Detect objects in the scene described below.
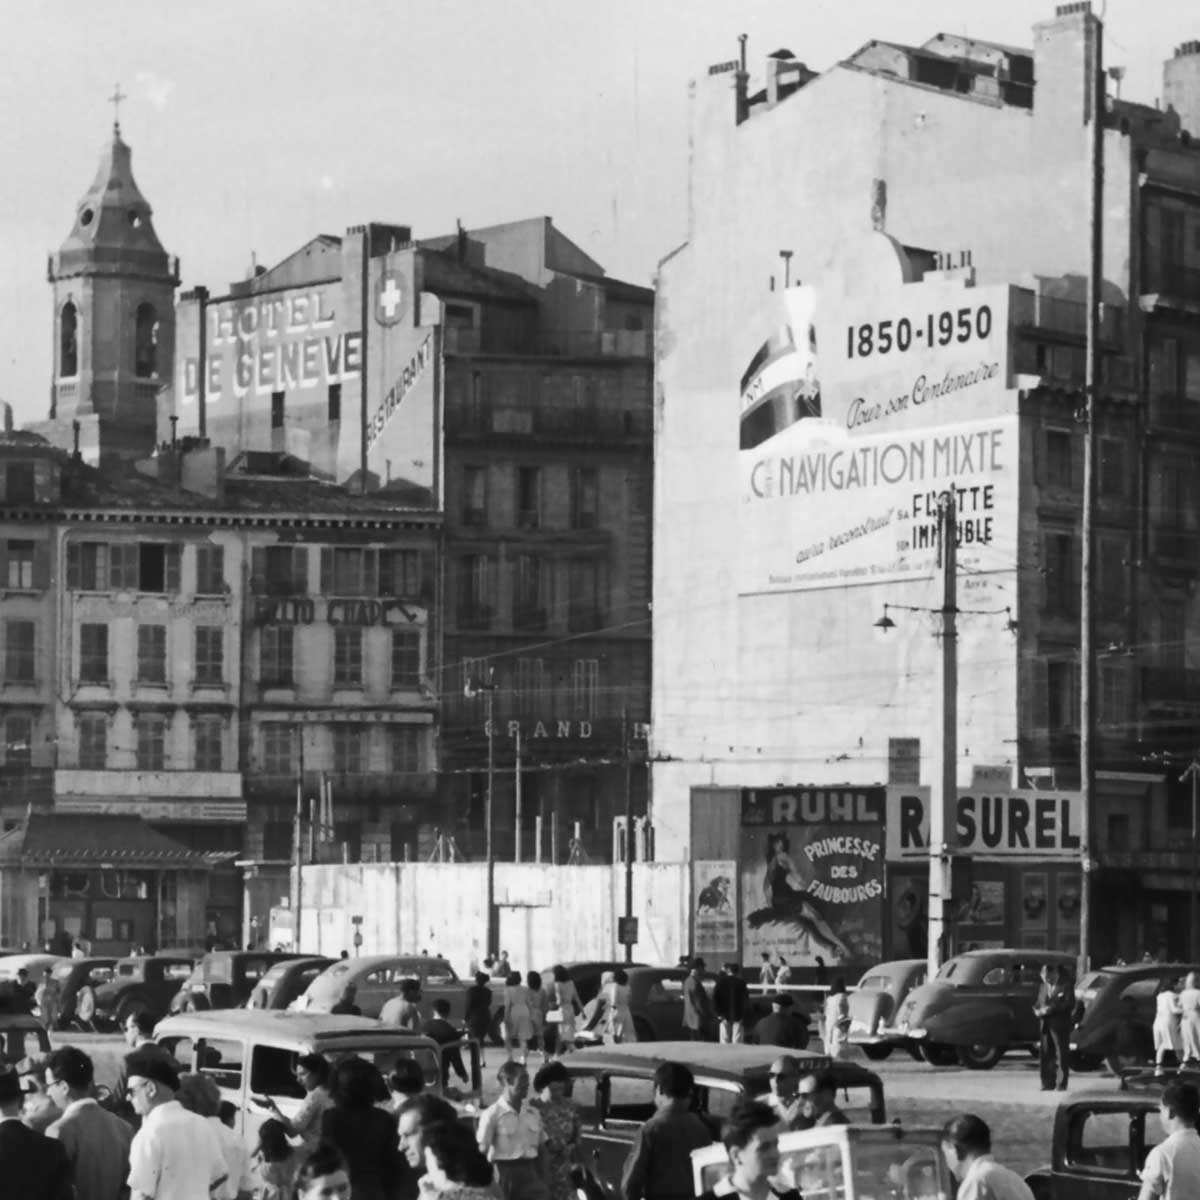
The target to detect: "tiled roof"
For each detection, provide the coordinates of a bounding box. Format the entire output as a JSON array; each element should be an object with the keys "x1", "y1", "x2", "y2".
[{"x1": 0, "y1": 813, "x2": 213, "y2": 867}]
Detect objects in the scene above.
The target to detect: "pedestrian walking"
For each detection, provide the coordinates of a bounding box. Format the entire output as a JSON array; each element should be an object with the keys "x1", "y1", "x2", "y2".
[
  {"x1": 380, "y1": 979, "x2": 423, "y2": 1031},
  {"x1": 294, "y1": 1143, "x2": 352, "y2": 1200},
  {"x1": 422, "y1": 998, "x2": 470, "y2": 1086},
  {"x1": 492, "y1": 951, "x2": 512, "y2": 979},
  {"x1": 502, "y1": 973, "x2": 534, "y2": 1065},
  {"x1": 176, "y1": 1073, "x2": 254, "y2": 1200},
  {"x1": 531, "y1": 1061, "x2": 582, "y2": 1200},
  {"x1": 1155, "y1": 977, "x2": 1184, "y2": 1075},
  {"x1": 751, "y1": 994, "x2": 809, "y2": 1049},
  {"x1": 476, "y1": 1060, "x2": 550, "y2": 1200},
  {"x1": 814, "y1": 956, "x2": 828, "y2": 987},
  {"x1": 763, "y1": 1055, "x2": 804, "y2": 1129},
  {"x1": 527, "y1": 970, "x2": 550, "y2": 1058},
  {"x1": 0, "y1": 1069, "x2": 72, "y2": 1200},
  {"x1": 823, "y1": 977, "x2": 851, "y2": 1059},
  {"x1": 250, "y1": 1118, "x2": 299, "y2": 1200},
  {"x1": 1139, "y1": 1081, "x2": 1200, "y2": 1200},
  {"x1": 604, "y1": 969, "x2": 636, "y2": 1044},
  {"x1": 795, "y1": 1070, "x2": 849, "y2": 1129},
  {"x1": 697, "y1": 1099, "x2": 802, "y2": 1200},
  {"x1": 620, "y1": 1062, "x2": 713, "y2": 1200},
  {"x1": 123, "y1": 1048, "x2": 229, "y2": 1200},
  {"x1": 466, "y1": 972, "x2": 495, "y2": 1062},
  {"x1": 774, "y1": 955, "x2": 793, "y2": 986},
  {"x1": 714, "y1": 963, "x2": 750, "y2": 1044},
  {"x1": 43, "y1": 1046, "x2": 133, "y2": 1200},
  {"x1": 758, "y1": 953, "x2": 775, "y2": 987},
  {"x1": 396, "y1": 1094, "x2": 459, "y2": 1200},
  {"x1": 424, "y1": 1120, "x2": 501, "y2": 1199},
  {"x1": 1034, "y1": 962, "x2": 1074, "y2": 1091},
  {"x1": 683, "y1": 958, "x2": 714, "y2": 1041},
  {"x1": 941, "y1": 1114, "x2": 1035, "y2": 1200},
  {"x1": 15, "y1": 967, "x2": 36, "y2": 1011},
  {"x1": 1179, "y1": 973, "x2": 1200, "y2": 1068},
  {"x1": 35, "y1": 967, "x2": 62, "y2": 1031},
  {"x1": 550, "y1": 966, "x2": 581, "y2": 1055},
  {"x1": 318, "y1": 1058, "x2": 398, "y2": 1200},
  {"x1": 258, "y1": 1052, "x2": 333, "y2": 1151}
]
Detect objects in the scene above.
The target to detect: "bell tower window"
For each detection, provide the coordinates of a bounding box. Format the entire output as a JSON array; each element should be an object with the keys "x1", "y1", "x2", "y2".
[
  {"x1": 134, "y1": 303, "x2": 159, "y2": 378},
  {"x1": 60, "y1": 301, "x2": 78, "y2": 378}
]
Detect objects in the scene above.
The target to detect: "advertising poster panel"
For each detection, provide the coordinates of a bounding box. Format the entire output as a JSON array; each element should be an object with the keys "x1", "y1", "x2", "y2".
[
  {"x1": 741, "y1": 787, "x2": 885, "y2": 971},
  {"x1": 693, "y1": 861, "x2": 739, "y2": 958},
  {"x1": 737, "y1": 277, "x2": 1018, "y2": 596}
]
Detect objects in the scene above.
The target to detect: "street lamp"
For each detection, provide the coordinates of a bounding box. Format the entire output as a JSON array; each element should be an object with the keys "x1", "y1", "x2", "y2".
[{"x1": 466, "y1": 670, "x2": 497, "y2": 957}]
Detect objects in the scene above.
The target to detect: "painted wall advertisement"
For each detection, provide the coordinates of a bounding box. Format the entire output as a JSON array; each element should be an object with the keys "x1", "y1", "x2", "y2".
[
  {"x1": 693, "y1": 861, "x2": 738, "y2": 958},
  {"x1": 741, "y1": 787, "x2": 885, "y2": 971},
  {"x1": 737, "y1": 276, "x2": 1019, "y2": 596}
]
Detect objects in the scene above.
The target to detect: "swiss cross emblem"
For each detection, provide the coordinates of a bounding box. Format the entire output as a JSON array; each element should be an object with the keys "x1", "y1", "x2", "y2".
[{"x1": 375, "y1": 271, "x2": 406, "y2": 326}]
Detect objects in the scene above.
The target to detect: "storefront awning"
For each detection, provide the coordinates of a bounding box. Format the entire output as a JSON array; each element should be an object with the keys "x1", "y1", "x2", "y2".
[{"x1": 0, "y1": 813, "x2": 216, "y2": 869}]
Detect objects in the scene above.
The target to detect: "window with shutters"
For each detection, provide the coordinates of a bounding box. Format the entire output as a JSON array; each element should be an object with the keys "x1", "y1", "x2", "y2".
[
  {"x1": 332, "y1": 725, "x2": 364, "y2": 774},
  {"x1": 1099, "y1": 439, "x2": 1127, "y2": 499},
  {"x1": 4, "y1": 620, "x2": 34, "y2": 684},
  {"x1": 570, "y1": 468, "x2": 599, "y2": 529},
  {"x1": 134, "y1": 715, "x2": 166, "y2": 770},
  {"x1": 78, "y1": 713, "x2": 107, "y2": 769},
  {"x1": 68, "y1": 543, "x2": 108, "y2": 591},
  {"x1": 391, "y1": 631, "x2": 421, "y2": 689},
  {"x1": 462, "y1": 466, "x2": 487, "y2": 527},
  {"x1": 261, "y1": 723, "x2": 294, "y2": 774},
  {"x1": 1042, "y1": 429, "x2": 1073, "y2": 488},
  {"x1": 571, "y1": 659, "x2": 599, "y2": 718},
  {"x1": 1043, "y1": 531, "x2": 1079, "y2": 618},
  {"x1": 514, "y1": 555, "x2": 547, "y2": 630},
  {"x1": 253, "y1": 546, "x2": 308, "y2": 596},
  {"x1": 195, "y1": 545, "x2": 225, "y2": 595},
  {"x1": 568, "y1": 558, "x2": 600, "y2": 632},
  {"x1": 333, "y1": 628, "x2": 363, "y2": 687},
  {"x1": 516, "y1": 466, "x2": 542, "y2": 529},
  {"x1": 1097, "y1": 538, "x2": 1130, "y2": 623},
  {"x1": 192, "y1": 715, "x2": 224, "y2": 772},
  {"x1": 459, "y1": 556, "x2": 494, "y2": 629},
  {"x1": 6, "y1": 463, "x2": 34, "y2": 504},
  {"x1": 4, "y1": 715, "x2": 31, "y2": 767},
  {"x1": 379, "y1": 549, "x2": 426, "y2": 600},
  {"x1": 515, "y1": 658, "x2": 547, "y2": 715},
  {"x1": 79, "y1": 624, "x2": 108, "y2": 684},
  {"x1": 6, "y1": 541, "x2": 34, "y2": 589},
  {"x1": 137, "y1": 625, "x2": 167, "y2": 685},
  {"x1": 390, "y1": 726, "x2": 421, "y2": 773},
  {"x1": 321, "y1": 548, "x2": 377, "y2": 596},
  {"x1": 1047, "y1": 660, "x2": 1080, "y2": 731},
  {"x1": 259, "y1": 627, "x2": 294, "y2": 687},
  {"x1": 194, "y1": 627, "x2": 224, "y2": 686}
]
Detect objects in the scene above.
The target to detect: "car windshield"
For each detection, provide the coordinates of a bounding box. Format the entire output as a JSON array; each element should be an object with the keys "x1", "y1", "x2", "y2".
[
  {"x1": 777, "y1": 1130, "x2": 946, "y2": 1197},
  {"x1": 115, "y1": 961, "x2": 144, "y2": 980}
]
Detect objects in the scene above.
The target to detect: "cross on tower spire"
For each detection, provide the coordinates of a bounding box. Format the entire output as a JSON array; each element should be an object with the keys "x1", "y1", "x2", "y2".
[{"x1": 108, "y1": 83, "x2": 127, "y2": 135}]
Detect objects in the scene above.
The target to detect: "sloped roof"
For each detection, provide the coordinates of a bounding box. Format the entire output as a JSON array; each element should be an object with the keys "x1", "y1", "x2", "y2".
[
  {"x1": 0, "y1": 813, "x2": 212, "y2": 867},
  {"x1": 420, "y1": 249, "x2": 538, "y2": 304}
]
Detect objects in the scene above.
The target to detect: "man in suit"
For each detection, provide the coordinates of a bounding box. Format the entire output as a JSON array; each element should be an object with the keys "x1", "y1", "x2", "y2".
[
  {"x1": 0, "y1": 1068, "x2": 72, "y2": 1200},
  {"x1": 713, "y1": 963, "x2": 752, "y2": 1044},
  {"x1": 45, "y1": 1045, "x2": 134, "y2": 1200},
  {"x1": 682, "y1": 958, "x2": 713, "y2": 1041},
  {"x1": 1035, "y1": 962, "x2": 1075, "y2": 1091}
]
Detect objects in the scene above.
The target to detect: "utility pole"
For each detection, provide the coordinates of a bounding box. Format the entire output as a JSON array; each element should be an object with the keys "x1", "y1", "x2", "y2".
[
  {"x1": 1183, "y1": 758, "x2": 1200, "y2": 961},
  {"x1": 514, "y1": 728, "x2": 522, "y2": 865},
  {"x1": 1078, "y1": 10, "x2": 1105, "y2": 973},
  {"x1": 291, "y1": 728, "x2": 305, "y2": 952},
  {"x1": 929, "y1": 490, "x2": 958, "y2": 979},
  {"x1": 623, "y1": 708, "x2": 634, "y2": 965},
  {"x1": 466, "y1": 671, "x2": 498, "y2": 957}
]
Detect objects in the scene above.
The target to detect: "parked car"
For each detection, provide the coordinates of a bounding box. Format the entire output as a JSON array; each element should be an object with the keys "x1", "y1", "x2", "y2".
[
  {"x1": 170, "y1": 951, "x2": 309, "y2": 1014},
  {"x1": 691, "y1": 1122, "x2": 953, "y2": 1198},
  {"x1": 91, "y1": 954, "x2": 197, "y2": 1028},
  {"x1": 155, "y1": 1009, "x2": 481, "y2": 1149},
  {"x1": 1071, "y1": 962, "x2": 1200, "y2": 1073},
  {"x1": 1022, "y1": 1079, "x2": 1173, "y2": 1200},
  {"x1": 246, "y1": 957, "x2": 335, "y2": 1010},
  {"x1": 881, "y1": 948, "x2": 1077, "y2": 1069},
  {"x1": 47, "y1": 957, "x2": 118, "y2": 1030},
  {"x1": 0, "y1": 1011, "x2": 52, "y2": 1069},
  {"x1": 296, "y1": 954, "x2": 504, "y2": 1037},
  {"x1": 847, "y1": 958, "x2": 927, "y2": 1061},
  {"x1": 0, "y1": 954, "x2": 69, "y2": 984},
  {"x1": 561, "y1": 1042, "x2": 885, "y2": 1196}
]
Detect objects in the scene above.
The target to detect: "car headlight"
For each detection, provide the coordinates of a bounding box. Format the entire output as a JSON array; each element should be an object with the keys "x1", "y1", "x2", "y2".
[{"x1": 907, "y1": 1027, "x2": 928, "y2": 1039}]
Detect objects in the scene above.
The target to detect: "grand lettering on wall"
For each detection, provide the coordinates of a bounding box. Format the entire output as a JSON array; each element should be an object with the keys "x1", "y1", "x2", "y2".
[{"x1": 741, "y1": 787, "x2": 885, "y2": 970}]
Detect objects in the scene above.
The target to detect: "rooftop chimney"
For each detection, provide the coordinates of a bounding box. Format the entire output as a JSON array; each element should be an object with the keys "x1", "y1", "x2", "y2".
[
  {"x1": 735, "y1": 34, "x2": 750, "y2": 126},
  {"x1": 1164, "y1": 40, "x2": 1200, "y2": 139}
]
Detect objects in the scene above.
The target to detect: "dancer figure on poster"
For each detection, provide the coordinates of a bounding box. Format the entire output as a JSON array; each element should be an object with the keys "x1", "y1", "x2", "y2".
[{"x1": 747, "y1": 833, "x2": 850, "y2": 961}]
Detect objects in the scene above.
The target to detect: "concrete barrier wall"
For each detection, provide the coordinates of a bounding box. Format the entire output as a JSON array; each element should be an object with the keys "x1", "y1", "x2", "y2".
[{"x1": 296, "y1": 861, "x2": 689, "y2": 973}]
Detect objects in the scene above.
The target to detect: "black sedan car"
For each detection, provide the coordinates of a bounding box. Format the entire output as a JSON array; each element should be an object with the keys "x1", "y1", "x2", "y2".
[
  {"x1": 246, "y1": 956, "x2": 335, "y2": 1010},
  {"x1": 48, "y1": 957, "x2": 118, "y2": 1030}
]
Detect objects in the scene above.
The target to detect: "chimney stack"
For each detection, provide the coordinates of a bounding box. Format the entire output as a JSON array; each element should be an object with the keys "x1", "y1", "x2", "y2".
[
  {"x1": 735, "y1": 34, "x2": 750, "y2": 126},
  {"x1": 1164, "y1": 40, "x2": 1200, "y2": 139}
]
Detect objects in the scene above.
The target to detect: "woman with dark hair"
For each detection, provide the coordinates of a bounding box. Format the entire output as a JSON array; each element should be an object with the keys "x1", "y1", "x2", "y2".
[
  {"x1": 698, "y1": 1099, "x2": 801, "y2": 1200},
  {"x1": 423, "y1": 1121, "x2": 500, "y2": 1198},
  {"x1": 251, "y1": 1117, "x2": 298, "y2": 1200},
  {"x1": 261, "y1": 1052, "x2": 333, "y2": 1150},
  {"x1": 503, "y1": 971, "x2": 534, "y2": 1065},
  {"x1": 295, "y1": 1142, "x2": 352, "y2": 1200},
  {"x1": 531, "y1": 1061, "x2": 581, "y2": 1200},
  {"x1": 550, "y1": 965, "x2": 581, "y2": 1056},
  {"x1": 748, "y1": 832, "x2": 850, "y2": 961},
  {"x1": 603, "y1": 969, "x2": 636, "y2": 1044},
  {"x1": 466, "y1": 971, "x2": 495, "y2": 1062},
  {"x1": 318, "y1": 1058, "x2": 399, "y2": 1200}
]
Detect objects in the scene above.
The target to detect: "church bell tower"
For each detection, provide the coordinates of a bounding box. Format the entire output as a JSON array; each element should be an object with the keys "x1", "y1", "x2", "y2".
[{"x1": 46, "y1": 95, "x2": 179, "y2": 466}]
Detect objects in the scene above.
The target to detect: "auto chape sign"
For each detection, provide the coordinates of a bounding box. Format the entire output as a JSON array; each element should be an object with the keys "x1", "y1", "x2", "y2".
[{"x1": 737, "y1": 275, "x2": 1018, "y2": 596}]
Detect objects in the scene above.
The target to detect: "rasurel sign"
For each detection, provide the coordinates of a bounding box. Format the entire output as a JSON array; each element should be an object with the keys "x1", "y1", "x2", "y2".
[{"x1": 887, "y1": 788, "x2": 1082, "y2": 860}]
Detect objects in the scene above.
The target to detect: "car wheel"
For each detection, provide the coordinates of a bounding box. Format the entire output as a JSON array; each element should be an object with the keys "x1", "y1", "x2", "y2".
[
  {"x1": 919, "y1": 1043, "x2": 958, "y2": 1066},
  {"x1": 862, "y1": 1044, "x2": 893, "y2": 1061},
  {"x1": 957, "y1": 1042, "x2": 1005, "y2": 1070},
  {"x1": 632, "y1": 1017, "x2": 655, "y2": 1043}
]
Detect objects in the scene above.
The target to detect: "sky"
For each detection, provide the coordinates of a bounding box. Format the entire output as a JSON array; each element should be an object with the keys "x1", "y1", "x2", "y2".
[{"x1": 1, "y1": 0, "x2": 1194, "y2": 426}]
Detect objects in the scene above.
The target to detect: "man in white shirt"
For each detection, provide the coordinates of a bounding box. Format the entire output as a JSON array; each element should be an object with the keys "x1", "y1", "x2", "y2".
[
  {"x1": 124, "y1": 1049, "x2": 228, "y2": 1200},
  {"x1": 1139, "y1": 1082, "x2": 1200, "y2": 1200},
  {"x1": 476, "y1": 1060, "x2": 549, "y2": 1199},
  {"x1": 941, "y1": 1114, "x2": 1034, "y2": 1200}
]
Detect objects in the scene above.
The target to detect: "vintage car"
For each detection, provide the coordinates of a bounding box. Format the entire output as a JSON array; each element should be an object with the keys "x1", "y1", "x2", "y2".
[
  {"x1": 561, "y1": 1042, "x2": 885, "y2": 1195},
  {"x1": 1071, "y1": 962, "x2": 1200, "y2": 1073},
  {"x1": 881, "y1": 948, "x2": 1077, "y2": 1069},
  {"x1": 1021, "y1": 1079, "x2": 1175, "y2": 1200},
  {"x1": 169, "y1": 951, "x2": 309, "y2": 1013},
  {"x1": 541, "y1": 961, "x2": 649, "y2": 1008},
  {"x1": 692, "y1": 1122, "x2": 954, "y2": 1200},
  {"x1": 847, "y1": 959, "x2": 927, "y2": 1061},
  {"x1": 155, "y1": 1009, "x2": 481, "y2": 1148},
  {"x1": 246, "y1": 956, "x2": 335, "y2": 1010},
  {"x1": 0, "y1": 1011, "x2": 52, "y2": 1069},
  {"x1": 296, "y1": 954, "x2": 504, "y2": 1037},
  {"x1": 47, "y1": 956, "x2": 118, "y2": 1029},
  {"x1": 91, "y1": 954, "x2": 196, "y2": 1027}
]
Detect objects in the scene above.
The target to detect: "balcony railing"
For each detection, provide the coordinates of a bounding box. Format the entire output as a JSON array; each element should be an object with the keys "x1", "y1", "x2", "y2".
[
  {"x1": 447, "y1": 400, "x2": 651, "y2": 442},
  {"x1": 444, "y1": 326, "x2": 651, "y2": 359}
]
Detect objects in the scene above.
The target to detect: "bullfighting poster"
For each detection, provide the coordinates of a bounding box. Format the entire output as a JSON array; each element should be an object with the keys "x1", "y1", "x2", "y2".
[
  {"x1": 741, "y1": 787, "x2": 885, "y2": 973},
  {"x1": 693, "y1": 861, "x2": 738, "y2": 958}
]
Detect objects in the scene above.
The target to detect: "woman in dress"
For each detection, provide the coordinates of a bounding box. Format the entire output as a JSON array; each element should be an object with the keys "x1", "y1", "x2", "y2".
[
  {"x1": 604, "y1": 969, "x2": 636, "y2": 1044},
  {"x1": 318, "y1": 1058, "x2": 399, "y2": 1200},
  {"x1": 580, "y1": 972, "x2": 612, "y2": 1041},
  {"x1": 527, "y1": 970, "x2": 550, "y2": 1060},
  {"x1": 823, "y1": 976, "x2": 851, "y2": 1060},
  {"x1": 531, "y1": 1061, "x2": 582, "y2": 1200},
  {"x1": 1153, "y1": 976, "x2": 1184, "y2": 1074},
  {"x1": 423, "y1": 1120, "x2": 500, "y2": 1198},
  {"x1": 260, "y1": 1053, "x2": 333, "y2": 1152},
  {"x1": 503, "y1": 971, "x2": 534, "y2": 1065},
  {"x1": 551, "y1": 965, "x2": 581, "y2": 1055},
  {"x1": 1179, "y1": 972, "x2": 1200, "y2": 1068}
]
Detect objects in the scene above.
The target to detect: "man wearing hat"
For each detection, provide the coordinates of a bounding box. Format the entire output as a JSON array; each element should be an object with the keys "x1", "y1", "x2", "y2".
[
  {"x1": 751, "y1": 993, "x2": 810, "y2": 1049},
  {"x1": 0, "y1": 1068, "x2": 72, "y2": 1198},
  {"x1": 123, "y1": 1048, "x2": 228, "y2": 1200}
]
